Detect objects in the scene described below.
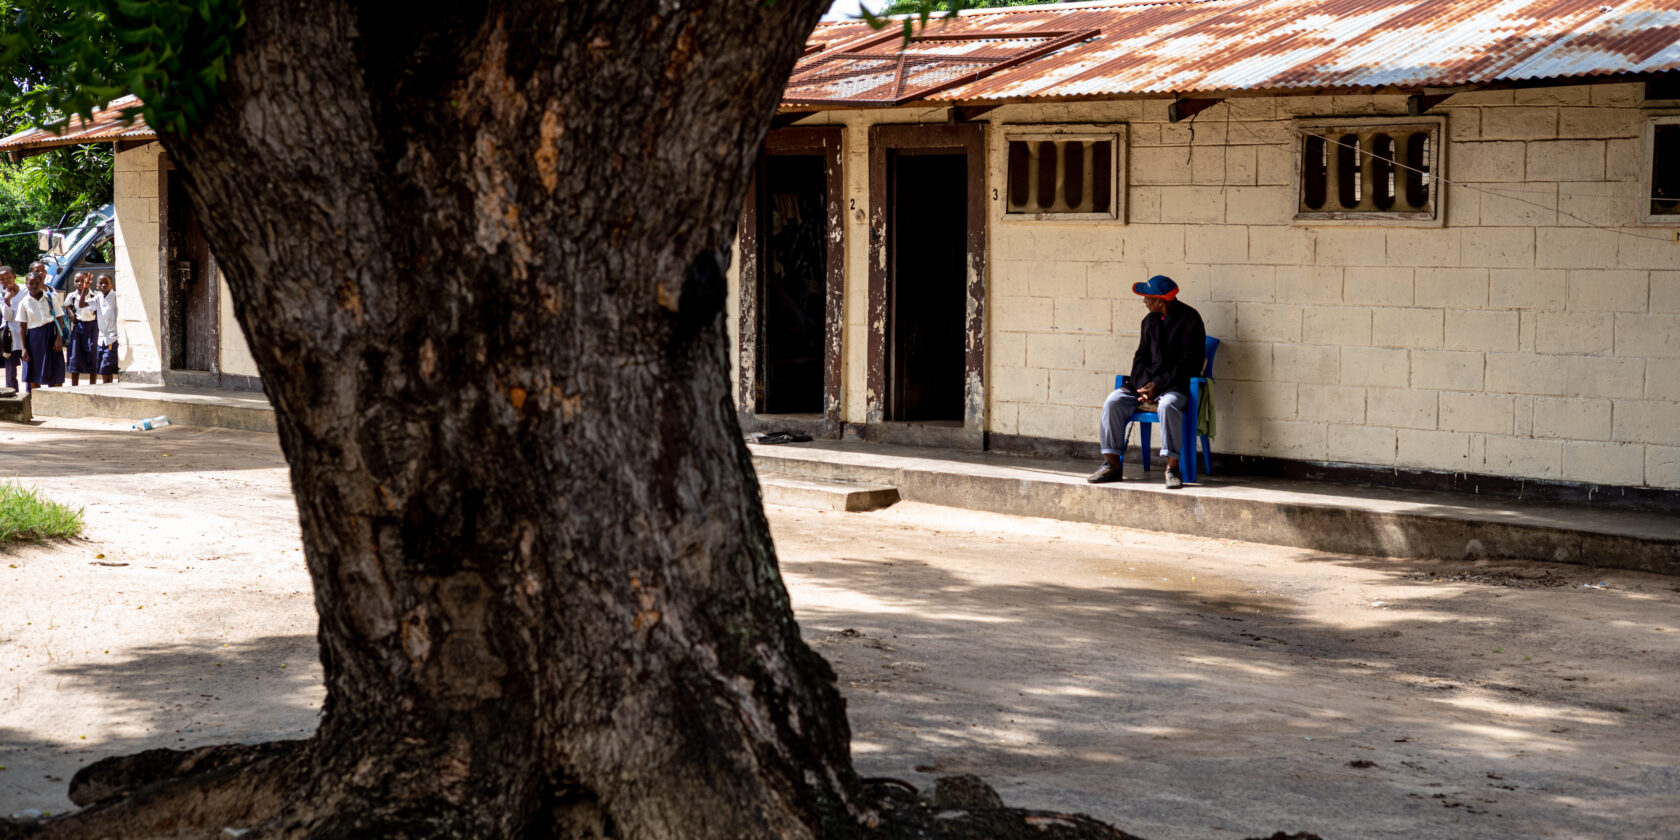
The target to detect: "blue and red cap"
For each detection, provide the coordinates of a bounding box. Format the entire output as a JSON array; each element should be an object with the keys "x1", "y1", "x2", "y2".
[{"x1": 1131, "y1": 274, "x2": 1179, "y2": 300}]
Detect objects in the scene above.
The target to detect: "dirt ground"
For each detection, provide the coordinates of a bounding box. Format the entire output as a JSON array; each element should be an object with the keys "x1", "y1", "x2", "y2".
[{"x1": 2, "y1": 419, "x2": 1678, "y2": 839}]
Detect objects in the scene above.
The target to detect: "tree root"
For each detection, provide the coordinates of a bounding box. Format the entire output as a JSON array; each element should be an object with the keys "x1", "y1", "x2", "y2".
[
  {"x1": 1, "y1": 748, "x2": 1318, "y2": 840},
  {"x1": 863, "y1": 777, "x2": 1150, "y2": 840},
  {"x1": 69, "y1": 740, "x2": 305, "y2": 807},
  {"x1": 3, "y1": 740, "x2": 309, "y2": 840}
]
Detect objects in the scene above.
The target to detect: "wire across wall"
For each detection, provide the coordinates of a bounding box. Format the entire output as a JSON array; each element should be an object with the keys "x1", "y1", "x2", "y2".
[{"x1": 1197, "y1": 104, "x2": 1674, "y2": 243}]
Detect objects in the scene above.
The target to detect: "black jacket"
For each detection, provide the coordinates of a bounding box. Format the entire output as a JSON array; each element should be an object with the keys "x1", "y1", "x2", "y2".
[{"x1": 1130, "y1": 300, "x2": 1206, "y2": 395}]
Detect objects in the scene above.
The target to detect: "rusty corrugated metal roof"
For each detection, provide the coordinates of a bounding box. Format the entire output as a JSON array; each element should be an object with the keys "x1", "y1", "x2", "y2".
[
  {"x1": 791, "y1": 0, "x2": 1680, "y2": 106},
  {"x1": 0, "y1": 95, "x2": 156, "y2": 153}
]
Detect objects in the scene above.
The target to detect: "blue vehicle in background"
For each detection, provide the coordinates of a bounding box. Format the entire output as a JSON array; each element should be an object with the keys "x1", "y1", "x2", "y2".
[{"x1": 37, "y1": 203, "x2": 116, "y2": 294}]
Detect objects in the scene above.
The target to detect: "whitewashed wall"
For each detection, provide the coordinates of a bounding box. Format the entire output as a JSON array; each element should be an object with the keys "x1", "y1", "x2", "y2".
[
  {"x1": 730, "y1": 82, "x2": 1680, "y2": 489},
  {"x1": 112, "y1": 142, "x2": 162, "y2": 377},
  {"x1": 113, "y1": 143, "x2": 259, "y2": 381}
]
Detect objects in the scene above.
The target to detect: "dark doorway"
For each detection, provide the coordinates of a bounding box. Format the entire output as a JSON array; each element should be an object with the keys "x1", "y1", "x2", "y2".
[
  {"x1": 887, "y1": 152, "x2": 967, "y2": 422},
  {"x1": 866, "y1": 123, "x2": 986, "y2": 449},
  {"x1": 759, "y1": 154, "x2": 827, "y2": 415},
  {"x1": 164, "y1": 168, "x2": 217, "y2": 372},
  {"x1": 736, "y1": 127, "x2": 844, "y2": 439}
]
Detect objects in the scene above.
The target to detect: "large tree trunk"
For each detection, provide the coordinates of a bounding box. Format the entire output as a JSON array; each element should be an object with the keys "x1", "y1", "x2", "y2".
[{"x1": 3, "y1": 2, "x2": 1139, "y2": 838}]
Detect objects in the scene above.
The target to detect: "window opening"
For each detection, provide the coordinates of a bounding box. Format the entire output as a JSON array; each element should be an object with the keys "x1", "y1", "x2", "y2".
[
  {"x1": 1651, "y1": 123, "x2": 1679, "y2": 217},
  {"x1": 1302, "y1": 134, "x2": 1328, "y2": 209},
  {"x1": 1297, "y1": 120, "x2": 1440, "y2": 221},
  {"x1": 1004, "y1": 135, "x2": 1117, "y2": 217}
]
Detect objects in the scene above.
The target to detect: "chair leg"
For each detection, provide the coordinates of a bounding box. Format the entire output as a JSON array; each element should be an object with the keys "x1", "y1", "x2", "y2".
[
  {"x1": 1180, "y1": 414, "x2": 1196, "y2": 484},
  {"x1": 1200, "y1": 434, "x2": 1212, "y2": 475},
  {"x1": 1139, "y1": 423, "x2": 1152, "y2": 472}
]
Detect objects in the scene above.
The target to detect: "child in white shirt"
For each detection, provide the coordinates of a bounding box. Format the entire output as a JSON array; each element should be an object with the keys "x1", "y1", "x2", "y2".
[
  {"x1": 95, "y1": 274, "x2": 119, "y2": 383},
  {"x1": 16, "y1": 271, "x2": 66, "y2": 392},
  {"x1": 0, "y1": 267, "x2": 21, "y2": 391},
  {"x1": 66, "y1": 272, "x2": 101, "y2": 386}
]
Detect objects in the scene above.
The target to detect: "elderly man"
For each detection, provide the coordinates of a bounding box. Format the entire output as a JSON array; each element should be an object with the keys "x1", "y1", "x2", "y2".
[{"x1": 1088, "y1": 274, "x2": 1205, "y2": 489}]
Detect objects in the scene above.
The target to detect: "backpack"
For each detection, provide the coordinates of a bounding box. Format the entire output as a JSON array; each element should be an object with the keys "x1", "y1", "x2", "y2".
[{"x1": 49, "y1": 294, "x2": 71, "y2": 338}]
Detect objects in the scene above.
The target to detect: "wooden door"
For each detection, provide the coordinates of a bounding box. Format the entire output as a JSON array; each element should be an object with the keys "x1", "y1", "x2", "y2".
[{"x1": 166, "y1": 169, "x2": 218, "y2": 372}]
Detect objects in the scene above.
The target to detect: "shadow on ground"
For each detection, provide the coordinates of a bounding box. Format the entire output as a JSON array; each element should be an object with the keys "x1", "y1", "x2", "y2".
[
  {"x1": 1, "y1": 425, "x2": 284, "y2": 480},
  {"x1": 0, "y1": 634, "x2": 320, "y2": 814},
  {"x1": 780, "y1": 530, "x2": 1680, "y2": 840}
]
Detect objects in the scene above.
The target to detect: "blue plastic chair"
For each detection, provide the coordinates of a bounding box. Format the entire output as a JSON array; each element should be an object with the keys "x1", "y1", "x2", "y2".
[{"x1": 1113, "y1": 336, "x2": 1219, "y2": 483}]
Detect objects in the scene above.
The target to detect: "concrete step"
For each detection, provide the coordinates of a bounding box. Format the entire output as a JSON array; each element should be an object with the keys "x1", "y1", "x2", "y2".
[
  {"x1": 0, "y1": 390, "x2": 28, "y2": 423},
  {"x1": 759, "y1": 474, "x2": 900, "y2": 512},
  {"x1": 749, "y1": 440, "x2": 1680, "y2": 575},
  {"x1": 29, "y1": 383, "x2": 275, "y2": 433}
]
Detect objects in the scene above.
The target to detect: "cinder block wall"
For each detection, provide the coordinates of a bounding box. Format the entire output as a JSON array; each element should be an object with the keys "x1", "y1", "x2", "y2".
[
  {"x1": 113, "y1": 142, "x2": 163, "y2": 378},
  {"x1": 113, "y1": 143, "x2": 261, "y2": 382},
  {"x1": 739, "y1": 83, "x2": 1680, "y2": 489},
  {"x1": 218, "y1": 268, "x2": 260, "y2": 378}
]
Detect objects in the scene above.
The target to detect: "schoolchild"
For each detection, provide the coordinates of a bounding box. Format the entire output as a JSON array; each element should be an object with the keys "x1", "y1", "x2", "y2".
[
  {"x1": 66, "y1": 272, "x2": 101, "y2": 385},
  {"x1": 0, "y1": 266, "x2": 21, "y2": 391},
  {"x1": 95, "y1": 274, "x2": 119, "y2": 383},
  {"x1": 16, "y1": 270, "x2": 67, "y2": 392}
]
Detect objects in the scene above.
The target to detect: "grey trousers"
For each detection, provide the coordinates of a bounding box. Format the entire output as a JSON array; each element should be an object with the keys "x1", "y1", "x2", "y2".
[{"x1": 1100, "y1": 389, "x2": 1188, "y2": 458}]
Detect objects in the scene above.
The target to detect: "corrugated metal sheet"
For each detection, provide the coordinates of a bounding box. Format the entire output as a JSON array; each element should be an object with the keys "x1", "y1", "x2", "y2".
[
  {"x1": 792, "y1": 0, "x2": 1680, "y2": 106},
  {"x1": 786, "y1": 28, "x2": 1101, "y2": 105},
  {"x1": 0, "y1": 95, "x2": 155, "y2": 153}
]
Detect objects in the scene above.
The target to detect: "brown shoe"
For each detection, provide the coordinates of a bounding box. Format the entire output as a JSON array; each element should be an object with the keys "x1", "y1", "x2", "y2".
[{"x1": 1086, "y1": 462, "x2": 1123, "y2": 483}]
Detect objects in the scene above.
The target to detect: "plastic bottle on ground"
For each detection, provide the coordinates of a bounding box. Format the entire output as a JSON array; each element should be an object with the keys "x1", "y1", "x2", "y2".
[{"x1": 132, "y1": 415, "x2": 171, "y2": 431}]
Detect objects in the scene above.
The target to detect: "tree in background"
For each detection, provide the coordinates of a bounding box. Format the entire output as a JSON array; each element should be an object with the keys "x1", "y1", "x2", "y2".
[
  {"x1": 0, "y1": 0, "x2": 116, "y2": 270},
  {"x1": 0, "y1": 143, "x2": 113, "y2": 269},
  {"x1": 0, "y1": 1, "x2": 1145, "y2": 837}
]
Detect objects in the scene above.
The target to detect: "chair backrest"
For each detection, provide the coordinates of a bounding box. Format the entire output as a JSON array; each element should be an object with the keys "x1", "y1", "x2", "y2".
[{"x1": 1113, "y1": 335, "x2": 1221, "y2": 389}]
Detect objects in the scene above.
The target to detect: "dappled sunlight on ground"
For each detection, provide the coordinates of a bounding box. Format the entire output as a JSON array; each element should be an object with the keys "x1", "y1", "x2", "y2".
[
  {"x1": 773, "y1": 502, "x2": 1680, "y2": 840},
  {"x1": 2, "y1": 419, "x2": 1674, "y2": 839}
]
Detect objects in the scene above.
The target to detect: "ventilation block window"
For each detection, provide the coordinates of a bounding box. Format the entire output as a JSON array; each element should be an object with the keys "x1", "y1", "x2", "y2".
[
  {"x1": 1643, "y1": 115, "x2": 1680, "y2": 223},
  {"x1": 1295, "y1": 119, "x2": 1442, "y2": 224},
  {"x1": 1002, "y1": 126, "x2": 1125, "y2": 222}
]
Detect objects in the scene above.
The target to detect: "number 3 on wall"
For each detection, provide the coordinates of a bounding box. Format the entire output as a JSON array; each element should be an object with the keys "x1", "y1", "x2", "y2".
[{"x1": 992, "y1": 188, "x2": 999, "y2": 200}]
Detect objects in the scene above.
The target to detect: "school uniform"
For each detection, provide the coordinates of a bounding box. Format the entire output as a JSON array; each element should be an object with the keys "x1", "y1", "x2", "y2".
[
  {"x1": 66, "y1": 290, "x2": 100, "y2": 375},
  {"x1": 15, "y1": 291, "x2": 66, "y2": 388},
  {"x1": 1, "y1": 288, "x2": 23, "y2": 390},
  {"x1": 96, "y1": 290, "x2": 119, "y2": 376}
]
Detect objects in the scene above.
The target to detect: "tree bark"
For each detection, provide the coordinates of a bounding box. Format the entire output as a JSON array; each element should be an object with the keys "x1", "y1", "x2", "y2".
[{"x1": 3, "y1": 2, "x2": 1141, "y2": 838}]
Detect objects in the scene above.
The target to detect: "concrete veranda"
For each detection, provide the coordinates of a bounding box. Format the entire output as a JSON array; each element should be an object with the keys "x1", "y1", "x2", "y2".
[
  {"x1": 1, "y1": 417, "x2": 1678, "y2": 839},
  {"x1": 22, "y1": 383, "x2": 1680, "y2": 574},
  {"x1": 751, "y1": 439, "x2": 1680, "y2": 575}
]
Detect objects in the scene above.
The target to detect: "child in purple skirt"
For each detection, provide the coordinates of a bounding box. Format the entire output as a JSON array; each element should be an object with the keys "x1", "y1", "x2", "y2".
[{"x1": 65, "y1": 272, "x2": 100, "y2": 386}]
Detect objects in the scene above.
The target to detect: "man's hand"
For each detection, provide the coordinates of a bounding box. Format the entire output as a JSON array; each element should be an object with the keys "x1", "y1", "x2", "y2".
[{"x1": 1136, "y1": 382, "x2": 1158, "y2": 401}]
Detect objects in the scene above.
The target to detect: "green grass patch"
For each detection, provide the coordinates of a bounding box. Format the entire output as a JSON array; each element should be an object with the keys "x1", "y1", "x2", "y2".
[{"x1": 0, "y1": 482, "x2": 84, "y2": 543}]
